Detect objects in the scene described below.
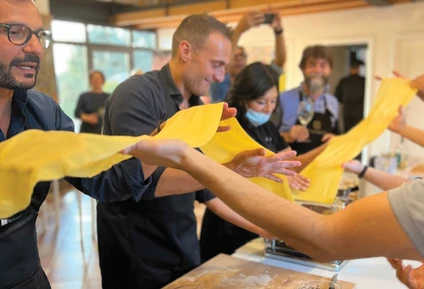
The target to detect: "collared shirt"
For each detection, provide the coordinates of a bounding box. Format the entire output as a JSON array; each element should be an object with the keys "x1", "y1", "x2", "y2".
[
  {"x1": 278, "y1": 84, "x2": 339, "y2": 132},
  {"x1": 98, "y1": 64, "x2": 216, "y2": 289}
]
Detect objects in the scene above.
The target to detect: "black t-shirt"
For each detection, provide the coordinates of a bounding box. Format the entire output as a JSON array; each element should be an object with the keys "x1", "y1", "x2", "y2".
[
  {"x1": 237, "y1": 113, "x2": 289, "y2": 153},
  {"x1": 74, "y1": 92, "x2": 110, "y2": 134}
]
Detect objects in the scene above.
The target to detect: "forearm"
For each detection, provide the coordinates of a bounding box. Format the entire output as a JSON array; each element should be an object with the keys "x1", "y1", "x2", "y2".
[
  {"x1": 181, "y1": 149, "x2": 328, "y2": 258},
  {"x1": 180, "y1": 148, "x2": 422, "y2": 261},
  {"x1": 394, "y1": 125, "x2": 424, "y2": 147},
  {"x1": 274, "y1": 32, "x2": 286, "y2": 68},
  {"x1": 363, "y1": 166, "x2": 410, "y2": 191},
  {"x1": 205, "y1": 198, "x2": 267, "y2": 236}
]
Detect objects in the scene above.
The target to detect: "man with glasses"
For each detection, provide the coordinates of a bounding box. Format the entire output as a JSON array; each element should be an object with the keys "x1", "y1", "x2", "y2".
[{"x1": 0, "y1": 1, "x2": 298, "y2": 288}]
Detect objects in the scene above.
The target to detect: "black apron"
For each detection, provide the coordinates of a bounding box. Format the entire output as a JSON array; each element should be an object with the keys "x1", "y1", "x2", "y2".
[
  {"x1": 0, "y1": 208, "x2": 50, "y2": 289},
  {"x1": 291, "y1": 92, "x2": 334, "y2": 155},
  {"x1": 97, "y1": 193, "x2": 199, "y2": 289}
]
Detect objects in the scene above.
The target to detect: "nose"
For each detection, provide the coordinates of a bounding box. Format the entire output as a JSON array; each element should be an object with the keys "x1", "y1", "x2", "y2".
[
  {"x1": 263, "y1": 102, "x2": 273, "y2": 114},
  {"x1": 22, "y1": 34, "x2": 44, "y2": 59},
  {"x1": 213, "y1": 67, "x2": 225, "y2": 83}
]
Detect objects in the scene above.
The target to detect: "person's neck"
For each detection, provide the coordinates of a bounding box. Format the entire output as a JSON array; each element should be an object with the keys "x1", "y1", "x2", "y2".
[
  {"x1": 169, "y1": 58, "x2": 191, "y2": 103},
  {"x1": 0, "y1": 88, "x2": 13, "y2": 113},
  {"x1": 91, "y1": 88, "x2": 103, "y2": 93}
]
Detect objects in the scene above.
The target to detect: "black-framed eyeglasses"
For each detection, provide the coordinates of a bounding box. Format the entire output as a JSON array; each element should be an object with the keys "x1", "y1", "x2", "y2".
[{"x1": 0, "y1": 23, "x2": 51, "y2": 49}]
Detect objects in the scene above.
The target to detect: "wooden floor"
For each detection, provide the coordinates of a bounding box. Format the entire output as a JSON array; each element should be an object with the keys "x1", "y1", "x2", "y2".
[{"x1": 36, "y1": 189, "x2": 206, "y2": 289}]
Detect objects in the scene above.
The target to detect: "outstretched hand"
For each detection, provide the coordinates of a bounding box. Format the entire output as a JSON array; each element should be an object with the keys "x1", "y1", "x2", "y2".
[
  {"x1": 388, "y1": 258, "x2": 424, "y2": 289},
  {"x1": 226, "y1": 149, "x2": 301, "y2": 183}
]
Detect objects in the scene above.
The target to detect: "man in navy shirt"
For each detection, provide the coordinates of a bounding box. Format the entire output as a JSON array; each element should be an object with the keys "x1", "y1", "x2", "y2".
[{"x1": 0, "y1": 2, "x2": 298, "y2": 288}]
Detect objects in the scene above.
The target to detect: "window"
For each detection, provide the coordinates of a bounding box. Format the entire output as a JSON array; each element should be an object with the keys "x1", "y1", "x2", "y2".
[
  {"x1": 133, "y1": 50, "x2": 154, "y2": 74},
  {"x1": 51, "y1": 20, "x2": 86, "y2": 43},
  {"x1": 92, "y1": 50, "x2": 131, "y2": 92},
  {"x1": 53, "y1": 43, "x2": 89, "y2": 118},
  {"x1": 132, "y1": 31, "x2": 156, "y2": 49},
  {"x1": 87, "y1": 24, "x2": 131, "y2": 47},
  {"x1": 51, "y1": 21, "x2": 157, "y2": 125}
]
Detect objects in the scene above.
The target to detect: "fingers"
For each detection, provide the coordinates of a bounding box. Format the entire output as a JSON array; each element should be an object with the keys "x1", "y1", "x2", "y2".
[
  {"x1": 392, "y1": 70, "x2": 406, "y2": 79},
  {"x1": 374, "y1": 74, "x2": 382, "y2": 81},
  {"x1": 263, "y1": 173, "x2": 283, "y2": 183},
  {"x1": 273, "y1": 149, "x2": 297, "y2": 160},
  {"x1": 288, "y1": 175, "x2": 310, "y2": 191},
  {"x1": 321, "y1": 133, "x2": 333, "y2": 142},
  {"x1": 387, "y1": 258, "x2": 398, "y2": 269},
  {"x1": 217, "y1": 126, "x2": 231, "y2": 132},
  {"x1": 221, "y1": 104, "x2": 237, "y2": 120}
]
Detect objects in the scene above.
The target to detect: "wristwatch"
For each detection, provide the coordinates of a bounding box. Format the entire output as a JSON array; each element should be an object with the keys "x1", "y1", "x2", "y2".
[{"x1": 274, "y1": 28, "x2": 284, "y2": 35}]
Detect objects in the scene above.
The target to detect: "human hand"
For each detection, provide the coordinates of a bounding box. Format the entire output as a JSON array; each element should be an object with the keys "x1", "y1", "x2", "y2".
[
  {"x1": 290, "y1": 125, "x2": 310, "y2": 142},
  {"x1": 235, "y1": 11, "x2": 264, "y2": 34},
  {"x1": 389, "y1": 106, "x2": 406, "y2": 133},
  {"x1": 83, "y1": 113, "x2": 99, "y2": 125},
  {"x1": 226, "y1": 149, "x2": 301, "y2": 183},
  {"x1": 269, "y1": 10, "x2": 282, "y2": 30},
  {"x1": 150, "y1": 103, "x2": 236, "y2": 136},
  {"x1": 121, "y1": 138, "x2": 190, "y2": 170},
  {"x1": 342, "y1": 160, "x2": 364, "y2": 175},
  {"x1": 217, "y1": 102, "x2": 237, "y2": 132},
  {"x1": 287, "y1": 174, "x2": 310, "y2": 191},
  {"x1": 388, "y1": 258, "x2": 424, "y2": 289},
  {"x1": 321, "y1": 133, "x2": 334, "y2": 142}
]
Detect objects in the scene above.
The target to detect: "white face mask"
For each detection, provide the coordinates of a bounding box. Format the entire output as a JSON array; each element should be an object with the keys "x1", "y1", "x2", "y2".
[{"x1": 245, "y1": 109, "x2": 272, "y2": 127}]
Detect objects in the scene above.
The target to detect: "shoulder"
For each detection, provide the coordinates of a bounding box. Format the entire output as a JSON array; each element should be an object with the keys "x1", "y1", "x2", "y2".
[
  {"x1": 27, "y1": 90, "x2": 58, "y2": 109},
  {"x1": 280, "y1": 87, "x2": 299, "y2": 98},
  {"x1": 113, "y1": 71, "x2": 160, "y2": 100}
]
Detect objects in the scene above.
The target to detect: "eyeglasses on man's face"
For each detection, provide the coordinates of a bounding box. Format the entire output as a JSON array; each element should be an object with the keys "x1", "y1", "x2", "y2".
[{"x1": 0, "y1": 23, "x2": 51, "y2": 49}]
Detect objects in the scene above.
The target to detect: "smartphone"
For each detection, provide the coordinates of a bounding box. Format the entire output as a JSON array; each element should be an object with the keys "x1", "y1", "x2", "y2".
[{"x1": 263, "y1": 13, "x2": 275, "y2": 24}]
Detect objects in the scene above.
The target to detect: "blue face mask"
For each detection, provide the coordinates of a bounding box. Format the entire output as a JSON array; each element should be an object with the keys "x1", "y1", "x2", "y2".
[{"x1": 245, "y1": 109, "x2": 271, "y2": 127}]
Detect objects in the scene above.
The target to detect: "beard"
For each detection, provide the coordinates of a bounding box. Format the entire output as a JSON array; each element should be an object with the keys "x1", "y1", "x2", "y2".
[
  {"x1": 0, "y1": 55, "x2": 40, "y2": 90},
  {"x1": 305, "y1": 73, "x2": 327, "y2": 96}
]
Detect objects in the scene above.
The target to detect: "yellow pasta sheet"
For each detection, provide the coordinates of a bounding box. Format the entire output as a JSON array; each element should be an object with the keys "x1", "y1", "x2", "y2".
[
  {"x1": 0, "y1": 103, "x2": 291, "y2": 219},
  {"x1": 294, "y1": 78, "x2": 418, "y2": 204}
]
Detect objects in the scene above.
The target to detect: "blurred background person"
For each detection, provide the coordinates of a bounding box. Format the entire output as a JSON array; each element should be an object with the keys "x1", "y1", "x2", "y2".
[
  {"x1": 74, "y1": 70, "x2": 110, "y2": 134},
  {"x1": 209, "y1": 10, "x2": 286, "y2": 103},
  {"x1": 279, "y1": 45, "x2": 338, "y2": 155},
  {"x1": 335, "y1": 58, "x2": 365, "y2": 133}
]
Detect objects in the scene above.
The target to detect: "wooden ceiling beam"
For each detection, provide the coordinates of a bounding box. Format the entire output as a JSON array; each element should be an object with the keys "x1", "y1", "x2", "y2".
[{"x1": 111, "y1": 0, "x2": 369, "y2": 28}]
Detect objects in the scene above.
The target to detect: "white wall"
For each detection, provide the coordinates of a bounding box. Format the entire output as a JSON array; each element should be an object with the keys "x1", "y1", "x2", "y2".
[
  {"x1": 35, "y1": 0, "x2": 50, "y2": 15},
  {"x1": 158, "y1": 2, "x2": 424, "y2": 165}
]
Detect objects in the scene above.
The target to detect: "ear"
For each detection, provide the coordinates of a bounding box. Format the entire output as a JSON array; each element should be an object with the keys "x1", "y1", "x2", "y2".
[{"x1": 179, "y1": 40, "x2": 193, "y2": 63}]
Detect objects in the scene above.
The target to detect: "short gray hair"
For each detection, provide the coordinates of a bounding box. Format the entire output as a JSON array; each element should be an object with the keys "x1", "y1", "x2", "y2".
[{"x1": 172, "y1": 14, "x2": 232, "y2": 57}]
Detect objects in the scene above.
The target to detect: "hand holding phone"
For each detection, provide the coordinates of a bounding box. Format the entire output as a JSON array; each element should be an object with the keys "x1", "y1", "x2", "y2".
[{"x1": 263, "y1": 13, "x2": 275, "y2": 24}]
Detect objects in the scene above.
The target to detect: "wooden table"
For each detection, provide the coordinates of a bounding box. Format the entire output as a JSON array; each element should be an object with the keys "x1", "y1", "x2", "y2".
[{"x1": 163, "y1": 254, "x2": 356, "y2": 288}]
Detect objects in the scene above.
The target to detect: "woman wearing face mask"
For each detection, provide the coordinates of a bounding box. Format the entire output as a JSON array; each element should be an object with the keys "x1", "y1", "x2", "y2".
[{"x1": 199, "y1": 62, "x2": 327, "y2": 262}]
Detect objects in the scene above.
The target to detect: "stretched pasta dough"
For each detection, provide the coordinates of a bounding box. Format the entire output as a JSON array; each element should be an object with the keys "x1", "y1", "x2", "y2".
[
  {"x1": 294, "y1": 78, "x2": 418, "y2": 204},
  {"x1": 0, "y1": 103, "x2": 292, "y2": 218}
]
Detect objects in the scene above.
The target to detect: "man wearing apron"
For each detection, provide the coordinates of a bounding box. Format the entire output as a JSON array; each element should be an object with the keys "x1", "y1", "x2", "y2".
[{"x1": 279, "y1": 45, "x2": 339, "y2": 154}]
